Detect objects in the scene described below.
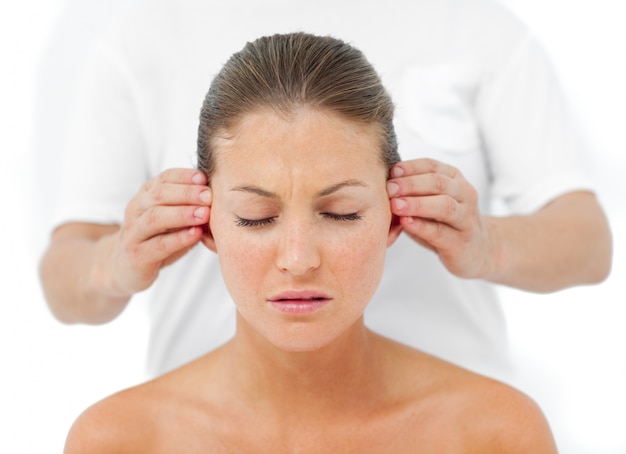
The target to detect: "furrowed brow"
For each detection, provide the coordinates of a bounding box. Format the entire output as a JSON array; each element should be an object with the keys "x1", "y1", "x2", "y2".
[
  {"x1": 230, "y1": 179, "x2": 368, "y2": 198},
  {"x1": 317, "y1": 179, "x2": 368, "y2": 197},
  {"x1": 230, "y1": 185, "x2": 277, "y2": 198}
]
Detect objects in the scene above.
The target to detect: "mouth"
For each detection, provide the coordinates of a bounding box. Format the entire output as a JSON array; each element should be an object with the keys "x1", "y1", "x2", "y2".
[{"x1": 268, "y1": 291, "x2": 332, "y2": 314}]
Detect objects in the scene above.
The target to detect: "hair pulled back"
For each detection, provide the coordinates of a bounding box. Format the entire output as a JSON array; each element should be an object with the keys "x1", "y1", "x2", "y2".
[{"x1": 197, "y1": 32, "x2": 399, "y2": 178}]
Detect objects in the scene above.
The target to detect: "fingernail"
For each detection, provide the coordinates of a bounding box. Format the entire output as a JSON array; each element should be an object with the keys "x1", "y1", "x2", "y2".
[
  {"x1": 200, "y1": 189, "x2": 212, "y2": 204},
  {"x1": 194, "y1": 207, "x2": 207, "y2": 219},
  {"x1": 392, "y1": 166, "x2": 404, "y2": 178},
  {"x1": 387, "y1": 182, "x2": 399, "y2": 196},
  {"x1": 192, "y1": 172, "x2": 206, "y2": 185},
  {"x1": 393, "y1": 198, "x2": 407, "y2": 210}
]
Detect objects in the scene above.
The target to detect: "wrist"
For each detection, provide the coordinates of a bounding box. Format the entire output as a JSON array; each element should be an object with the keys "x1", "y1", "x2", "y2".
[
  {"x1": 88, "y1": 232, "x2": 133, "y2": 304},
  {"x1": 479, "y1": 216, "x2": 509, "y2": 283}
]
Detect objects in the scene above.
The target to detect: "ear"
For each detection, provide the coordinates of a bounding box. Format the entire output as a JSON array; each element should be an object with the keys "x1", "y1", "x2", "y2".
[
  {"x1": 387, "y1": 214, "x2": 403, "y2": 247},
  {"x1": 199, "y1": 223, "x2": 218, "y2": 253}
]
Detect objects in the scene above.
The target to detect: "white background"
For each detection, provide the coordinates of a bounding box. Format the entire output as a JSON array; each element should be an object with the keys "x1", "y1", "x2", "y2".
[{"x1": 0, "y1": 0, "x2": 624, "y2": 452}]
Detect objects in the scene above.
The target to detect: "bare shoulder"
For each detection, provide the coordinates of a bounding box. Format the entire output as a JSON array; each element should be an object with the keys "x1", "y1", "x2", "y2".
[
  {"x1": 374, "y1": 335, "x2": 558, "y2": 452},
  {"x1": 64, "y1": 353, "x2": 228, "y2": 454},
  {"x1": 459, "y1": 375, "x2": 558, "y2": 453},
  {"x1": 428, "y1": 360, "x2": 558, "y2": 453},
  {"x1": 64, "y1": 384, "x2": 156, "y2": 454}
]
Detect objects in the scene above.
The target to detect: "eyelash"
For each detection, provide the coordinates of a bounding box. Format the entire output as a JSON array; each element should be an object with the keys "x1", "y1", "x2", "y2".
[
  {"x1": 235, "y1": 213, "x2": 362, "y2": 227},
  {"x1": 323, "y1": 212, "x2": 362, "y2": 222},
  {"x1": 235, "y1": 217, "x2": 276, "y2": 227}
]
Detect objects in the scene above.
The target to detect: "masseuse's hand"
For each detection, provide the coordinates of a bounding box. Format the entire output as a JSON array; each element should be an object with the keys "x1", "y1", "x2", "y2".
[
  {"x1": 387, "y1": 158, "x2": 493, "y2": 279},
  {"x1": 40, "y1": 168, "x2": 211, "y2": 324},
  {"x1": 109, "y1": 168, "x2": 212, "y2": 295}
]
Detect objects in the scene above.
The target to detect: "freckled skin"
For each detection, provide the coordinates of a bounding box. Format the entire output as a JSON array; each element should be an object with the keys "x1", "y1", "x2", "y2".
[
  {"x1": 206, "y1": 108, "x2": 397, "y2": 352},
  {"x1": 64, "y1": 107, "x2": 558, "y2": 454}
]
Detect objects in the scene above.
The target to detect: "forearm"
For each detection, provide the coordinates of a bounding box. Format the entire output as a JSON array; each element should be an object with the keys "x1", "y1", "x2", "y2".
[
  {"x1": 482, "y1": 191, "x2": 612, "y2": 292},
  {"x1": 39, "y1": 226, "x2": 131, "y2": 324}
]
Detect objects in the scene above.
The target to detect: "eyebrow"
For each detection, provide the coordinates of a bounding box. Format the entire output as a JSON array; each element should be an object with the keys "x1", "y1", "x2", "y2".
[
  {"x1": 230, "y1": 179, "x2": 368, "y2": 198},
  {"x1": 230, "y1": 185, "x2": 276, "y2": 198},
  {"x1": 317, "y1": 179, "x2": 368, "y2": 197}
]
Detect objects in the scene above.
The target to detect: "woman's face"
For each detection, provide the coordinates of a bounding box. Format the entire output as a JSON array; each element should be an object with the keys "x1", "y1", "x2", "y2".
[{"x1": 203, "y1": 108, "x2": 401, "y2": 352}]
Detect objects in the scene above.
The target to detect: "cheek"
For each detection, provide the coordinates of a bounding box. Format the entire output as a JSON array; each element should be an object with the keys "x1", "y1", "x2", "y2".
[
  {"x1": 218, "y1": 246, "x2": 267, "y2": 318},
  {"x1": 210, "y1": 213, "x2": 266, "y2": 300},
  {"x1": 331, "y1": 220, "x2": 390, "y2": 296},
  {"x1": 217, "y1": 235, "x2": 267, "y2": 282}
]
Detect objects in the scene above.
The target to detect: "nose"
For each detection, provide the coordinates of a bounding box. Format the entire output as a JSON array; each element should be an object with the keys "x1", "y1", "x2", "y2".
[{"x1": 276, "y1": 218, "x2": 321, "y2": 276}]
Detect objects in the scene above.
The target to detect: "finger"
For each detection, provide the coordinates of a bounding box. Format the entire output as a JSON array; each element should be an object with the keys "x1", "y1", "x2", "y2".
[
  {"x1": 399, "y1": 215, "x2": 450, "y2": 248},
  {"x1": 136, "y1": 205, "x2": 211, "y2": 240},
  {"x1": 140, "y1": 181, "x2": 212, "y2": 208},
  {"x1": 390, "y1": 195, "x2": 468, "y2": 230},
  {"x1": 157, "y1": 168, "x2": 208, "y2": 185},
  {"x1": 388, "y1": 158, "x2": 470, "y2": 203},
  {"x1": 134, "y1": 168, "x2": 210, "y2": 210},
  {"x1": 136, "y1": 224, "x2": 205, "y2": 265},
  {"x1": 127, "y1": 181, "x2": 211, "y2": 221},
  {"x1": 390, "y1": 158, "x2": 460, "y2": 180},
  {"x1": 387, "y1": 172, "x2": 466, "y2": 201}
]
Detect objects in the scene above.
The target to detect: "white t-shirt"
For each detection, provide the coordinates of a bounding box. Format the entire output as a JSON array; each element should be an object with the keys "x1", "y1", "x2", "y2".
[{"x1": 53, "y1": 0, "x2": 592, "y2": 379}]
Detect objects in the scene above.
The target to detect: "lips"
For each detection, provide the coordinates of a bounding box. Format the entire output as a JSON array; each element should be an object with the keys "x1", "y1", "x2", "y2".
[{"x1": 268, "y1": 290, "x2": 332, "y2": 314}]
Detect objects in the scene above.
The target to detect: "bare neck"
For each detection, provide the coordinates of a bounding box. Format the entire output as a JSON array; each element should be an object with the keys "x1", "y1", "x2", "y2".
[{"x1": 223, "y1": 315, "x2": 388, "y2": 416}]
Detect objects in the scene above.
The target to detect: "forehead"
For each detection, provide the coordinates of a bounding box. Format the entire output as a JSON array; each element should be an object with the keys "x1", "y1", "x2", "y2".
[{"x1": 211, "y1": 108, "x2": 386, "y2": 181}]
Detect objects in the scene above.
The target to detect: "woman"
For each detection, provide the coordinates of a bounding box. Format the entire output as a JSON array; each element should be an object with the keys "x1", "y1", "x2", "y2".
[{"x1": 64, "y1": 32, "x2": 557, "y2": 453}]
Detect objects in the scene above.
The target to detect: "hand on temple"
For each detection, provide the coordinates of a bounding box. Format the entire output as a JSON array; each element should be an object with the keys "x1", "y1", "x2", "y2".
[
  {"x1": 40, "y1": 168, "x2": 212, "y2": 324},
  {"x1": 104, "y1": 168, "x2": 212, "y2": 296},
  {"x1": 387, "y1": 158, "x2": 494, "y2": 279},
  {"x1": 386, "y1": 158, "x2": 612, "y2": 291}
]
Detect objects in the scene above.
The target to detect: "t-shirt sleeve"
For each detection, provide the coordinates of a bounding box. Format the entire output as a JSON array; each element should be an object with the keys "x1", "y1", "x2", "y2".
[
  {"x1": 49, "y1": 39, "x2": 149, "y2": 230},
  {"x1": 477, "y1": 33, "x2": 594, "y2": 214}
]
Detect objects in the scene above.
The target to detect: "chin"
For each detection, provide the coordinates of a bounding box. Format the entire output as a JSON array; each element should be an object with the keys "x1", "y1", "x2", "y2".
[
  {"x1": 269, "y1": 331, "x2": 337, "y2": 353},
  {"x1": 263, "y1": 320, "x2": 361, "y2": 354}
]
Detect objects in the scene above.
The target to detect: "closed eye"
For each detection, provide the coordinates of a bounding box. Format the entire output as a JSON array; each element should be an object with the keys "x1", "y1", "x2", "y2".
[
  {"x1": 322, "y1": 212, "x2": 362, "y2": 221},
  {"x1": 235, "y1": 213, "x2": 362, "y2": 227},
  {"x1": 235, "y1": 216, "x2": 277, "y2": 227}
]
